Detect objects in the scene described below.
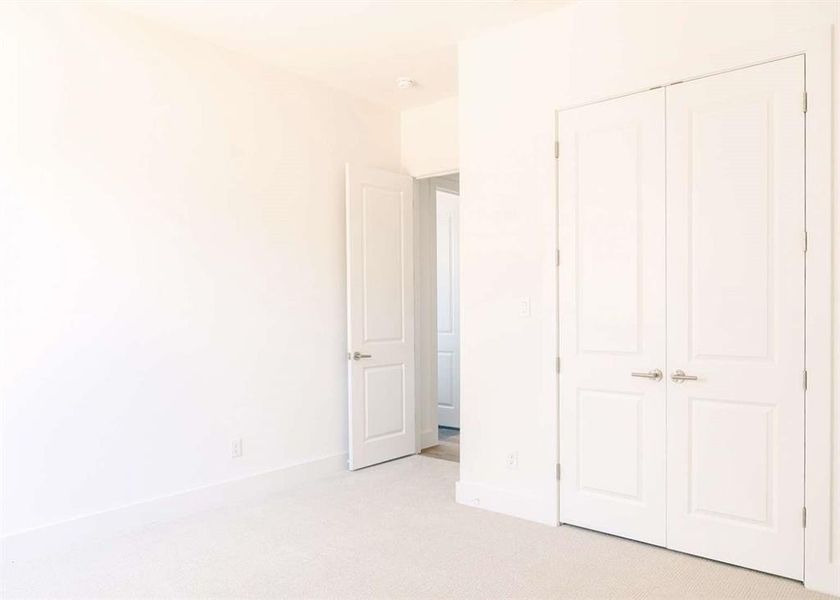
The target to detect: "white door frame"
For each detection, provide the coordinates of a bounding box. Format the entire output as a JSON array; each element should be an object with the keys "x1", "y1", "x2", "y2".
[{"x1": 554, "y1": 27, "x2": 835, "y2": 595}]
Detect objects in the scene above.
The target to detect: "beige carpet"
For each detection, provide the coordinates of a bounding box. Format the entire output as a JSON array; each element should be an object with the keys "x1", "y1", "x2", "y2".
[{"x1": 1, "y1": 456, "x2": 831, "y2": 599}]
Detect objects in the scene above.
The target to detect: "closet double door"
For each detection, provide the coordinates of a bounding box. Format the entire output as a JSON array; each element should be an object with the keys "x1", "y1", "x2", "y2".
[{"x1": 557, "y1": 56, "x2": 805, "y2": 580}]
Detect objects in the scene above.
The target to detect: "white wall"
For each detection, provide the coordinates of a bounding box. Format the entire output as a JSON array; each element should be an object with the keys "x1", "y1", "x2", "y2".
[
  {"x1": 457, "y1": 0, "x2": 839, "y2": 592},
  {"x1": 401, "y1": 96, "x2": 458, "y2": 177},
  {"x1": 0, "y1": 3, "x2": 400, "y2": 538}
]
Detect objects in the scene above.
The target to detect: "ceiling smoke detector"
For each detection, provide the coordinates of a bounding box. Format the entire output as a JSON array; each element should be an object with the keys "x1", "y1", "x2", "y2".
[{"x1": 396, "y1": 77, "x2": 416, "y2": 90}]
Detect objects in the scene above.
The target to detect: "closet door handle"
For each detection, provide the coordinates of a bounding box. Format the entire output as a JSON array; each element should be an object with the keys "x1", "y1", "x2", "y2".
[
  {"x1": 631, "y1": 369, "x2": 662, "y2": 381},
  {"x1": 671, "y1": 370, "x2": 698, "y2": 383}
]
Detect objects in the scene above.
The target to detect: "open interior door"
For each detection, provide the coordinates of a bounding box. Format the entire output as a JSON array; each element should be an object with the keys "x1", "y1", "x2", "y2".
[
  {"x1": 346, "y1": 165, "x2": 415, "y2": 470},
  {"x1": 435, "y1": 189, "x2": 460, "y2": 429}
]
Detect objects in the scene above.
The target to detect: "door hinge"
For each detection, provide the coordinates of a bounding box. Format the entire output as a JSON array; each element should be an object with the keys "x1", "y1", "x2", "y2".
[
  {"x1": 554, "y1": 141, "x2": 559, "y2": 159},
  {"x1": 556, "y1": 357, "x2": 561, "y2": 373},
  {"x1": 802, "y1": 506, "x2": 807, "y2": 528},
  {"x1": 556, "y1": 464, "x2": 562, "y2": 480},
  {"x1": 556, "y1": 249, "x2": 560, "y2": 266},
  {"x1": 802, "y1": 230, "x2": 808, "y2": 253},
  {"x1": 803, "y1": 370, "x2": 808, "y2": 391},
  {"x1": 802, "y1": 91, "x2": 808, "y2": 113}
]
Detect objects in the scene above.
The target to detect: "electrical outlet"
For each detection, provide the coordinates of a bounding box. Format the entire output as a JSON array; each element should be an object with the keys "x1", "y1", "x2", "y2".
[
  {"x1": 231, "y1": 438, "x2": 243, "y2": 458},
  {"x1": 518, "y1": 298, "x2": 531, "y2": 317},
  {"x1": 506, "y1": 451, "x2": 518, "y2": 469}
]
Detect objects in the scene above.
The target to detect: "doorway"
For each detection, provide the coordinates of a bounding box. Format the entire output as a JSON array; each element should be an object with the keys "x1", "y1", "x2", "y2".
[
  {"x1": 557, "y1": 56, "x2": 805, "y2": 579},
  {"x1": 415, "y1": 173, "x2": 460, "y2": 463},
  {"x1": 343, "y1": 166, "x2": 459, "y2": 469}
]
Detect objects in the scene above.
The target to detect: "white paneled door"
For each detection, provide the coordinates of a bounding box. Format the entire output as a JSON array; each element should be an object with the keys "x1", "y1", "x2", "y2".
[
  {"x1": 346, "y1": 165, "x2": 415, "y2": 470},
  {"x1": 665, "y1": 57, "x2": 805, "y2": 580},
  {"x1": 558, "y1": 88, "x2": 667, "y2": 546},
  {"x1": 436, "y1": 189, "x2": 460, "y2": 429},
  {"x1": 557, "y1": 56, "x2": 805, "y2": 579}
]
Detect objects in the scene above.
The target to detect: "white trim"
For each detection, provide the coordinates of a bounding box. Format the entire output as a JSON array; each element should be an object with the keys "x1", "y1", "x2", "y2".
[
  {"x1": 553, "y1": 25, "x2": 835, "y2": 596},
  {"x1": 413, "y1": 168, "x2": 459, "y2": 180},
  {"x1": 800, "y1": 25, "x2": 837, "y2": 598},
  {"x1": 456, "y1": 480, "x2": 556, "y2": 526},
  {"x1": 554, "y1": 54, "x2": 809, "y2": 115},
  {"x1": 1, "y1": 452, "x2": 348, "y2": 565},
  {"x1": 432, "y1": 174, "x2": 460, "y2": 195}
]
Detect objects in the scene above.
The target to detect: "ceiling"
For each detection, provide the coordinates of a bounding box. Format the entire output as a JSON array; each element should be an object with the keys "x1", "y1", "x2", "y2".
[{"x1": 111, "y1": 0, "x2": 565, "y2": 110}]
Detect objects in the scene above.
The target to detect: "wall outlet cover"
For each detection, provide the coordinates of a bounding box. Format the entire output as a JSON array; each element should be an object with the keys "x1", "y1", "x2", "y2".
[{"x1": 506, "y1": 451, "x2": 518, "y2": 469}]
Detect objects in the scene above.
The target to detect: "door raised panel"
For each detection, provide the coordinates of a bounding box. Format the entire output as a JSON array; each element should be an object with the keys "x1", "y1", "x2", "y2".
[
  {"x1": 577, "y1": 390, "x2": 642, "y2": 501},
  {"x1": 689, "y1": 99, "x2": 772, "y2": 361},
  {"x1": 577, "y1": 126, "x2": 641, "y2": 355},
  {"x1": 362, "y1": 186, "x2": 405, "y2": 344},
  {"x1": 689, "y1": 398, "x2": 774, "y2": 525},
  {"x1": 364, "y1": 364, "x2": 406, "y2": 441}
]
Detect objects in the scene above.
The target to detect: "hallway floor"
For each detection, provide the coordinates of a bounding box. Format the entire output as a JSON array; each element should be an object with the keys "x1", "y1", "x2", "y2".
[{"x1": 419, "y1": 426, "x2": 460, "y2": 462}]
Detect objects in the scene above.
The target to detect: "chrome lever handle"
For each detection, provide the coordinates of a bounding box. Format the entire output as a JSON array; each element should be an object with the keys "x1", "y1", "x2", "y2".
[
  {"x1": 671, "y1": 370, "x2": 698, "y2": 383},
  {"x1": 631, "y1": 369, "x2": 662, "y2": 381},
  {"x1": 351, "y1": 351, "x2": 372, "y2": 361}
]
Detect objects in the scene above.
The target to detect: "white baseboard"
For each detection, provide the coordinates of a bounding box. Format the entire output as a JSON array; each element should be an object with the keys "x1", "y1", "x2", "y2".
[
  {"x1": 455, "y1": 480, "x2": 557, "y2": 526},
  {"x1": 805, "y1": 568, "x2": 840, "y2": 597},
  {"x1": 1, "y1": 452, "x2": 348, "y2": 564}
]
